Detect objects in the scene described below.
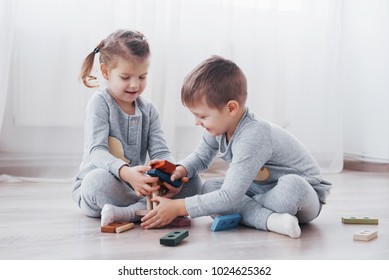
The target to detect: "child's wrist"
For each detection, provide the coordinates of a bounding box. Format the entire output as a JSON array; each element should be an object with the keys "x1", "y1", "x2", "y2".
[
  {"x1": 174, "y1": 199, "x2": 188, "y2": 216},
  {"x1": 119, "y1": 164, "x2": 130, "y2": 180},
  {"x1": 176, "y1": 165, "x2": 188, "y2": 177}
]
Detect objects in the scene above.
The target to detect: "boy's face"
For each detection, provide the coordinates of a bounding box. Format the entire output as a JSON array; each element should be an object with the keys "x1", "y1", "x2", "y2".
[{"x1": 187, "y1": 100, "x2": 233, "y2": 137}]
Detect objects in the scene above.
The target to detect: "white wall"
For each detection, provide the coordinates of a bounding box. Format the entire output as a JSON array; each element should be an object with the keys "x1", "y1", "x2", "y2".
[
  {"x1": 341, "y1": 0, "x2": 389, "y2": 163},
  {"x1": 1, "y1": 0, "x2": 389, "y2": 179}
]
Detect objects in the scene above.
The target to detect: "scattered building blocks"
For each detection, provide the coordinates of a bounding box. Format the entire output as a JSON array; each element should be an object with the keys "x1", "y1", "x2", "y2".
[
  {"x1": 115, "y1": 223, "x2": 135, "y2": 233},
  {"x1": 136, "y1": 160, "x2": 181, "y2": 218},
  {"x1": 211, "y1": 213, "x2": 241, "y2": 232},
  {"x1": 353, "y1": 230, "x2": 378, "y2": 241},
  {"x1": 101, "y1": 222, "x2": 135, "y2": 233},
  {"x1": 160, "y1": 230, "x2": 189, "y2": 246},
  {"x1": 341, "y1": 216, "x2": 379, "y2": 225},
  {"x1": 147, "y1": 168, "x2": 181, "y2": 188}
]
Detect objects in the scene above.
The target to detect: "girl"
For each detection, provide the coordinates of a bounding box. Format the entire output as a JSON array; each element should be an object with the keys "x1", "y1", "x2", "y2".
[{"x1": 73, "y1": 29, "x2": 201, "y2": 226}]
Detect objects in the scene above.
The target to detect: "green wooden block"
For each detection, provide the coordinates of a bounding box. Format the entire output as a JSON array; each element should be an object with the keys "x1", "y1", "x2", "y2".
[
  {"x1": 160, "y1": 230, "x2": 188, "y2": 246},
  {"x1": 341, "y1": 216, "x2": 378, "y2": 225}
]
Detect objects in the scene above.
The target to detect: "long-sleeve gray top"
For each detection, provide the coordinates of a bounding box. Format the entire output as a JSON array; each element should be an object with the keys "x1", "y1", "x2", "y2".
[
  {"x1": 73, "y1": 89, "x2": 174, "y2": 190},
  {"x1": 180, "y1": 108, "x2": 332, "y2": 218}
]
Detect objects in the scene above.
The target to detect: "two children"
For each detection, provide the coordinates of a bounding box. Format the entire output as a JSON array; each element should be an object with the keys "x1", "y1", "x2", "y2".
[
  {"x1": 72, "y1": 30, "x2": 201, "y2": 227},
  {"x1": 73, "y1": 29, "x2": 331, "y2": 239},
  {"x1": 140, "y1": 56, "x2": 332, "y2": 238}
]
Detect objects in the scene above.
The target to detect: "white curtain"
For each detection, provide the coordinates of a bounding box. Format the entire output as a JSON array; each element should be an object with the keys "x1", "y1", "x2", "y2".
[
  {"x1": 0, "y1": 0, "x2": 15, "y2": 133},
  {"x1": 0, "y1": 0, "x2": 346, "y2": 180}
]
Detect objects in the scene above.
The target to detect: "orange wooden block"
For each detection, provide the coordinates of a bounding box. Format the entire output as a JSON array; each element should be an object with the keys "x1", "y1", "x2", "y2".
[
  {"x1": 151, "y1": 160, "x2": 176, "y2": 174},
  {"x1": 101, "y1": 222, "x2": 134, "y2": 233}
]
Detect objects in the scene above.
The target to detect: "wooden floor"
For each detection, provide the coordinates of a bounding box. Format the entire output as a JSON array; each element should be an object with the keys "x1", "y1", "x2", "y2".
[{"x1": 0, "y1": 168, "x2": 388, "y2": 260}]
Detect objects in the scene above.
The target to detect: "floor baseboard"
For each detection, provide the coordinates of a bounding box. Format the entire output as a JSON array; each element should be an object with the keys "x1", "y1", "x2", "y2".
[{"x1": 344, "y1": 159, "x2": 389, "y2": 172}]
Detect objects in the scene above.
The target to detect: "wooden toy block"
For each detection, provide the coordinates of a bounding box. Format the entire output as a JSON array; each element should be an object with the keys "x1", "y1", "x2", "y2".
[
  {"x1": 115, "y1": 223, "x2": 135, "y2": 233},
  {"x1": 136, "y1": 195, "x2": 152, "y2": 217},
  {"x1": 101, "y1": 222, "x2": 134, "y2": 233},
  {"x1": 211, "y1": 213, "x2": 241, "y2": 232},
  {"x1": 160, "y1": 230, "x2": 189, "y2": 246},
  {"x1": 151, "y1": 160, "x2": 176, "y2": 174},
  {"x1": 341, "y1": 216, "x2": 379, "y2": 225},
  {"x1": 147, "y1": 168, "x2": 181, "y2": 188},
  {"x1": 167, "y1": 216, "x2": 191, "y2": 227},
  {"x1": 146, "y1": 194, "x2": 153, "y2": 211},
  {"x1": 152, "y1": 191, "x2": 159, "y2": 209},
  {"x1": 353, "y1": 230, "x2": 378, "y2": 241}
]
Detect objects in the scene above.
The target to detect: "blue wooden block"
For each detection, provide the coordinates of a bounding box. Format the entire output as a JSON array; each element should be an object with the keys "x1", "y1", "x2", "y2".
[
  {"x1": 211, "y1": 213, "x2": 241, "y2": 232},
  {"x1": 147, "y1": 168, "x2": 181, "y2": 188},
  {"x1": 160, "y1": 230, "x2": 189, "y2": 246}
]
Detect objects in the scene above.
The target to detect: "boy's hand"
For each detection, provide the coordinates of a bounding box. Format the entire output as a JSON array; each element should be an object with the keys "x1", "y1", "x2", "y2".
[
  {"x1": 140, "y1": 197, "x2": 186, "y2": 229},
  {"x1": 119, "y1": 165, "x2": 159, "y2": 196},
  {"x1": 162, "y1": 166, "x2": 189, "y2": 198},
  {"x1": 161, "y1": 181, "x2": 183, "y2": 198},
  {"x1": 170, "y1": 165, "x2": 188, "y2": 182},
  {"x1": 146, "y1": 161, "x2": 189, "y2": 198}
]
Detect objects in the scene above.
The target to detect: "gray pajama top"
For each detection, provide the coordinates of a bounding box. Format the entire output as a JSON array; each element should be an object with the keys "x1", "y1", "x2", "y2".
[
  {"x1": 181, "y1": 108, "x2": 332, "y2": 218},
  {"x1": 73, "y1": 89, "x2": 174, "y2": 191}
]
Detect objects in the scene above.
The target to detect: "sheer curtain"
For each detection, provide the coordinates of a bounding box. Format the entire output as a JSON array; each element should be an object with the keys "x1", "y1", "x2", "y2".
[
  {"x1": 0, "y1": 0, "x2": 15, "y2": 134},
  {"x1": 0, "y1": 0, "x2": 343, "y2": 180}
]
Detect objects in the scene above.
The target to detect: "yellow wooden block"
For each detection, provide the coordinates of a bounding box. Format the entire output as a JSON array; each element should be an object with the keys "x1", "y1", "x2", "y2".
[{"x1": 341, "y1": 216, "x2": 378, "y2": 225}]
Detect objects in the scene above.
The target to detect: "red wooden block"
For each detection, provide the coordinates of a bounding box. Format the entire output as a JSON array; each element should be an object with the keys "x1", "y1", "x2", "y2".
[
  {"x1": 151, "y1": 160, "x2": 176, "y2": 174},
  {"x1": 167, "y1": 216, "x2": 191, "y2": 227}
]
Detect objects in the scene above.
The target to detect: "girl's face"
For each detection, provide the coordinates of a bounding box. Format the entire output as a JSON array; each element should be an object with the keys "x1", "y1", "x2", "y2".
[{"x1": 101, "y1": 56, "x2": 149, "y2": 110}]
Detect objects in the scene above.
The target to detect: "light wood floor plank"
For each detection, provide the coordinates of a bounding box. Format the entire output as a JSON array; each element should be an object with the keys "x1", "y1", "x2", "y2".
[{"x1": 0, "y1": 170, "x2": 388, "y2": 259}]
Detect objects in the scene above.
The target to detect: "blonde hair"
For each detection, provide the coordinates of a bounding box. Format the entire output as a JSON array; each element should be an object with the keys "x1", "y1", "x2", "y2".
[
  {"x1": 80, "y1": 29, "x2": 150, "y2": 88},
  {"x1": 181, "y1": 55, "x2": 247, "y2": 110}
]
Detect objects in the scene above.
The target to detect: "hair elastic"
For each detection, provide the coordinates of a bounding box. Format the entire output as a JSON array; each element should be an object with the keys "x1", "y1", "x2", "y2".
[{"x1": 93, "y1": 47, "x2": 100, "y2": 54}]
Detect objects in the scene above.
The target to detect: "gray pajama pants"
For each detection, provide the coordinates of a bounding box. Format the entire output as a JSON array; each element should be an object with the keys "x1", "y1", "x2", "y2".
[
  {"x1": 201, "y1": 174, "x2": 322, "y2": 231},
  {"x1": 72, "y1": 168, "x2": 202, "y2": 218}
]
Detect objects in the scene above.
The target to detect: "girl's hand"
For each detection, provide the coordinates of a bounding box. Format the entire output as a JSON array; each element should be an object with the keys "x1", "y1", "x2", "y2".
[
  {"x1": 140, "y1": 197, "x2": 187, "y2": 229},
  {"x1": 119, "y1": 165, "x2": 159, "y2": 196},
  {"x1": 147, "y1": 159, "x2": 164, "y2": 167}
]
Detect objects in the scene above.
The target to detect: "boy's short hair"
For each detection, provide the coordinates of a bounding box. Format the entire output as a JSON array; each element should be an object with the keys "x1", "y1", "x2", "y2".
[{"x1": 181, "y1": 55, "x2": 247, "y2": 110}]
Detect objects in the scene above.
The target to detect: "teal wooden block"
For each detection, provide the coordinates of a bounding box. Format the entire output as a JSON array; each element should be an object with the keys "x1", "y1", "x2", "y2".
[
  {"x1": 160, "y1": 230, "x2": 188, "y2": 246},
  {"x1": 341, "y1": 216, "x2": 378, "y2": 225},
  {"x1": 147, "y1": 168, "x2": 181, "y2": 188},
  {"x1": 211, "y1": 213, "x2": 241, "y2": 231}
]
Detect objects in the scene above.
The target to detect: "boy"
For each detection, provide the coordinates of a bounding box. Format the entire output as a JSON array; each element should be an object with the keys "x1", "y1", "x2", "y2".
[{"x1": 141, "y1": 56, "x2": 331, "y2": 238}]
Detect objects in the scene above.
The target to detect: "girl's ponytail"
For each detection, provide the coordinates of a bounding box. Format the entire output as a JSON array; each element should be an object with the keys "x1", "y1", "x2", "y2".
[{"x1": 80, "y1": 40, "x2": 104, "y2": 88}]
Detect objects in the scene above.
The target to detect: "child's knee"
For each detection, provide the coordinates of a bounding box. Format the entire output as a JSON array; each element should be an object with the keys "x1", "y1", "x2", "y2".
[
  {"x1": 188, "y1": 174, "x2": 203, "y2": 195},
  {"x1": 279, "y1": 174, "x2": 311, "y2": 193},
  {"x1": 82, "y1": 168, "x2": 115, "y2": 193},
  {"x1": 277, "y1": 174, "x2": 318, "y2": 206},
  {"x1": 201, "y1": 178, "x2": 223, "y2": 194},
  {"x1": 177, "y1": 174, "x2": 203, "y2": 198}
]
